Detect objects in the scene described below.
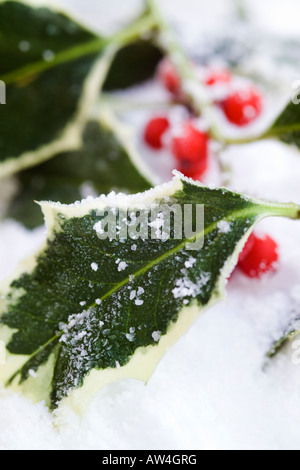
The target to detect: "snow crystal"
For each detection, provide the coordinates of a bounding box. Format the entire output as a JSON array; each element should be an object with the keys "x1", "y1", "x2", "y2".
[
  {"x1": 135, "y1": 299, "x2": 144, "y2": 306},
  {"x1": 217, "y1": 221, "x2": 231, "y2": 234},
  {"x1": 95, "y1": 299, "x2": 102, "y2": 305},
  {"x1": 172, "y1": 273, "x2": 211, "y2": 299},
  {"x1": 131, "y1": 244, "x2": 137, "y2": 251},
  {"x1": 118, "y1": 262, "x2": 128, "y2": 272},
  {"x1": 185, "y1": 257, "x2": 197, "y2": 269},
  {"x1": 152, "y1": 331, "x2": 161, "y2": 342},
  {"x1": 91, "y1": 263, "x2": 98, "y2": 272},
  {"x1": 93, "y1": 221, "x2": 104, "y2": 235},
  {"x1": 130, "y1": 290, "x2": 136, "y2": 301},
  {"x1": 125, "y1": 328, "x2": 136, "y2": 342}
]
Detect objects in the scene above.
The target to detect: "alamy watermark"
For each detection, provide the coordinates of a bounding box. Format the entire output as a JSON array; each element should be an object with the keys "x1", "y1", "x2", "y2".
[
  {"x1": 0, "y1": 80, "x2": 6, "y2": 104},
  {"x1": 94, "y1": 204, "x2": 205, "y2": 251}
]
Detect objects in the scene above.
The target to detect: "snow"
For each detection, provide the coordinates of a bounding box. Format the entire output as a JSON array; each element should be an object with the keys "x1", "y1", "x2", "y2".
[
  {"x1": 118, "y1": 261, "x2": 128, "y2": 272},
  {"x1": 1, "y1": 0, "x2": 300, "y2": 451},
  {"x1": 91, "y1": 263, "x2": 98, "y2": 272},
  {"x1": 217, "y1": 221, "x2": 231, "y2": 234},
  {"x1": 172, "y1": 272, "x2": 211, "y2": 299},
  {"x1": 152, "y1": 331, "x2": 161, "y2": 342}
]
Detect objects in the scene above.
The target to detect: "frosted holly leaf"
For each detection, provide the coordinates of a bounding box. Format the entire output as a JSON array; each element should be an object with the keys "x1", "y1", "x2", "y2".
[
  {"x1": 0, "y1": 0, "x2": 109, "y2": 177},
  {"x1": 0, "y1": 1, "x2": 161, "y2": 178},
  {"x1": 265, "y1": 99, "x2": 300, "y2": 149},
  {"x1": 5, "y1": 111, "x2": 153, "y2": 228},
  {"x1": 0, "y1": 172, "x2": 299, "y2": 413}
]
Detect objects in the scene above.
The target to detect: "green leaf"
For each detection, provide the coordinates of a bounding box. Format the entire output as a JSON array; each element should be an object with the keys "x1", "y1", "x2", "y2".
[
  {"x1": 266, "y1": 99, "x2": 300, "y2": 148},
  {"x1": 0, "y1": 173, "x2": 299, "y2": 414},
  {"x1": 103, "y1": 40, "x2": 163, "y2": 91},
  {"x1": 267, "y1": 318, "x2": 300, "y2": 358},
  {"x1": 0, "y1": 0, "x2": 110, "y2": 177},
  {"x1": 0, "y1": 1, "x2": 160, "y2": 178},
  {"x1": 4, "y1": 110, "x2": 153, "y2": 228}
]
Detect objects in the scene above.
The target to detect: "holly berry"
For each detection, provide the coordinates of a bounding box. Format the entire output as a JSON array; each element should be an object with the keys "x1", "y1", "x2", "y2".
[
  {"x1": 144, "y1": 117, "x2": 170, "y2": 150},
  {"x1": 171, "y1": 123, "x2": 209, "y2": 178},
  {"x1": 238, "y1": 232, "x2": 256, "y2": 263},
  {"x1": 238, "y1": 234, "x2": 279, "y2": 278},
  {"x1": 157, "y1": 58, "x2": 181, "y2": 95},
  {"x1": 222, "y1": 88, "x2": 263, "y2": 126},
  {"x1": 205, "y1": 68, "x2": 231, "y2": 86}
]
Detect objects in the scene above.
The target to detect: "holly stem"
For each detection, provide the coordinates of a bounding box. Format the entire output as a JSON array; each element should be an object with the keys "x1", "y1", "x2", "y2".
[
  {"x1": 100, "y1": 95, "x2": 174, "y2": 112},
  {"x1": 220, "y1": 133, "x2": 268, "y2": 146},
  {"x1": 261, "y1": 200, "x2": 300, "y2": 220}
]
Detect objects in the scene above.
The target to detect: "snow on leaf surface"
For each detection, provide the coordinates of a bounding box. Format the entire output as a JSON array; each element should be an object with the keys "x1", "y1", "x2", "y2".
[{"x1": 0, "y1": 172, "x2": 299, "y2": 413}]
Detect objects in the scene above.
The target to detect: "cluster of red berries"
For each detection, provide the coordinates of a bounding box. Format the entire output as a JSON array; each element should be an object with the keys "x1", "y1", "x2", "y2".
[
  {"x1": 144, "y1": 59, "x2": 278, "y2": 279},
  {"x1": 144, "y1": 117, "x2": 209, "y2": 179},
  {"x1": 144, "y1": 58, "x2": 263, "y2": 181}
]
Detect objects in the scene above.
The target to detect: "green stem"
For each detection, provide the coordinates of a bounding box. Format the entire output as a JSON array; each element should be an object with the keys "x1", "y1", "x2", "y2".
[
  {"x1": 221, "y1": 122, "x2": 300, "y2": 146},
  {"x1": 221, "y1": 133, "x2": 268, "y2": 146},
  {"x1": 1, "y1": 13, "x2": 158, "y2": 86},
  {"x1": 261, "y1": 200, "x2": 300, "y2": 220}
]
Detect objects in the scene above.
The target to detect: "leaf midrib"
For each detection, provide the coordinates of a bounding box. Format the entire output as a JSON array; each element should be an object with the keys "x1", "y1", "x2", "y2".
[{"x1": 7, "y1": 203, "x2": 268, "y2": 384}]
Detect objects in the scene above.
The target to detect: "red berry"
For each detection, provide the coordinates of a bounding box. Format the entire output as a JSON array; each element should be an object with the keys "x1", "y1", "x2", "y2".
[
  {"x1": 205, "y1": 68, "x2": 231, "y2": 86},
  {"x1": 158, "y1": 58, "x2": 181, "y2": 95},
  {"x1": 238, "y1": 234, "x2": 279, "y2": 278},
  {"x1": 238, "y1": 232, "x2": 256, "y2": 263},
  {"x1": 177, "y1": 160, "x2": 208, "y2": 179},
  {"x1": 222, "y1": 88, "x2": 263, "y2": 126},
  {"x1": 172, "y1": 123, "x2": 209, "y2": 178},
  {"x1": 144, "y1": 117, "x2": 170, "y2": 150}
]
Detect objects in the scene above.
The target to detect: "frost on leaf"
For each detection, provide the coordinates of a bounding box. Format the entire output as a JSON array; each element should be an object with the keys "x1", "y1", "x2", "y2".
[{"x1": 0, "y1": 173, "x2": 294, "y2": 412}]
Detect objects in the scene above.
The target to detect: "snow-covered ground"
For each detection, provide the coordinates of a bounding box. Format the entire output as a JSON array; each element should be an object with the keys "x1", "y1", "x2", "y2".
[{"x1": 1, "y1": 0, "x2": 300, "y2": 451}]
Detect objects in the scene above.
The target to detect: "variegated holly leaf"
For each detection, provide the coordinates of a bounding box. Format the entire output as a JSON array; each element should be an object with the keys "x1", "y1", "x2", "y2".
[
  {"x1": 0, "y1": 0, "x2": 110, "y2": 177},
  {"x1": 0, "y1": 1, "x2": 161, "y2": 178},
  {"x1": 4, "y1": 110, "x2": 153, "y2": 228},
  {"x1": 265, "y1": 99, "x2": 300, "y2": 148},
  {"x1": 0, "y1": 173, "x2": 299, "y2": 414}
]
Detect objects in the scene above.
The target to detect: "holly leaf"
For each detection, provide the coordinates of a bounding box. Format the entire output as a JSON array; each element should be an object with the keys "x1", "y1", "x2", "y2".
[
  {"x1": 0, "y1": 173, "x2": 299, "y2": 414},
  {"x1": 0, "y1": 1, "x2": 161, "y2": 178},
  {"x1": 0, "y1": 0, "x2": 111, "y2": 177},
  {"x1": 103, "y1": 40, "x2": 163, "y2": 91},
  {"x1": 267, "y1": 325, "x2": 300, "y2": 359},
  {"x1": 265, "y1": 99, "x2": 300, "y2": 148},
  {"x1": 4, "y1": 110, "x2": 153, "y2": 228}
]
